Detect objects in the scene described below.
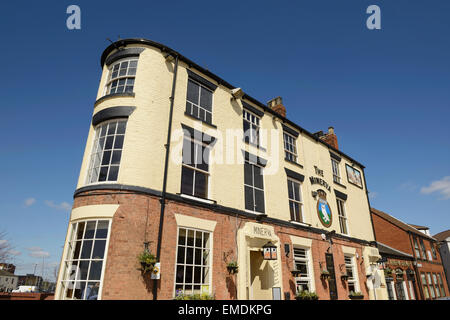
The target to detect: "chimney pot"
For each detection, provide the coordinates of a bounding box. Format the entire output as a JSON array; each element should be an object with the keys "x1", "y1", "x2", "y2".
[{"x1": 267, "y1": 96, "x2": 286, "y2": 117}]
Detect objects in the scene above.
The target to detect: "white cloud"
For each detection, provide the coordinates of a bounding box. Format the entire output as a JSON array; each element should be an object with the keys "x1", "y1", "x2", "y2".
[
  {"x1": 24, "y1": 198, "x2": 36, "y2": 207},
  {"x1": 421, "y1": 176, "x2": 450, "y2": 200},
  {"x1": 26, "y1": 247, "x2": 50, "y2": 258},
  {"x1": 9, "y1": 250, "x2": 21, "y2": 256},
  {"x1": 45, "y1": 200, "x2": 72, "y2": 211},
  {"x1": 369, "y1": 191, "x2": 378, "y2": 200},
  {"x1": 0, "y1": 239, "x2": 7, "y2": 246}
]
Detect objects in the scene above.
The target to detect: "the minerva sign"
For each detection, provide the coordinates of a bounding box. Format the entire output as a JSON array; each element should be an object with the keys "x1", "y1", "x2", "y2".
[
  {"x1": 253, "y1": 226, "x2": 272, "y2": 237},
  {"x1": 309, "y1": 166, "x2": 331, "y2": 192}
]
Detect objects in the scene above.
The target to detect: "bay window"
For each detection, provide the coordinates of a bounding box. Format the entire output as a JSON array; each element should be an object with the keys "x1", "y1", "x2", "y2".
[{"x1": 105, "y1": 59, "x2": 138, "y2": 95}]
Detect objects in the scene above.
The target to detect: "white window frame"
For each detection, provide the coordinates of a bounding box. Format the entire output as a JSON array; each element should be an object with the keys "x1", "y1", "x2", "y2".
[
  {"x1": 104, "y1": 58, "x2": 138, "y2": 96},
  {"x1": 244, "y1": 160, "x2": 265, "y2": 214},
  {"x1": 283, "y1": 132, "x2": 298, "y2": 163},
  {"x1": 243, "y1": 109, "x2": 261, "y2": 146},
  {"x1": 331, "y1": 158, "x2": 341, "y2": 184},
  {"x1": 433, "y1": 273, "x2": 440, "y2": 298},
  {"x1": 408, "y1": 280, "x2": 416, "y2": 300},
  {"x1": 59, "y1": 219, "x2": 111, "y2": 300},
  {"x1": 293, "y1": 246, "x2": 315, "y2": 293},
  {"x1": 173, "y1": 227, "x2": 212, "y2": 297},
  {"x1": 336, "y1": 198, "x2": 349, "y2": 235},
  {"x1": 344, "y1": 255, "x2": 359, "y2": 293},
  {"x1": 181, "y1": 137, "x2": 211, "y2": 199},
  {"x1": 287, "y1": 178, "x2": 303, "y2": 223},
  {"x1": 85, "y1": 119, "x2": 127, "y2": 185},
  {"x1": 427, "y1": 273, "x2": 436, "y2": 299},
  {"x1": 185, "y1": 78, "x2": 214, "y2": 123}
]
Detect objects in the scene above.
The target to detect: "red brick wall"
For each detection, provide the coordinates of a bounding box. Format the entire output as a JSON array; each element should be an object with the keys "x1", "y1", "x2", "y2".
[
  {"x1": 72, "y1": 191, "x2": 373, "y2": 300},
  {"x1": 371, "y1": 212, "x2": 414, "y2": 255},
  {"x1": 0, "y1": 293, "x2": 54, "y2": 300}
]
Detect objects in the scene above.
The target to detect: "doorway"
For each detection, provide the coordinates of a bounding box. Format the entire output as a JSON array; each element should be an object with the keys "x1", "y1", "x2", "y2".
[
  {"x1": 249, "y1": 250, "x2": 273, "y2": 300},
  {"x1": 325, "y1": 253, "x2": 338, "y2": 300}
]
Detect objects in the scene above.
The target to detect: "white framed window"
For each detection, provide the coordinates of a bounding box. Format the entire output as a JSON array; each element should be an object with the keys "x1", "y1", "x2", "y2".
[
  {"x1": 105, "y1": 58, "x2": 138, "y2": 95},
  {"x1": 174, "y1": 227, "x2": 212, "y2": 296},
  {"x1": 244, "y1": 160, "x2": 265, "y2": 213},
  {"x1": 86, "y1": 119, "x2": 127, "y2": 184},
  {"x1": 408, "y1": 280, "x2": 416, "y2": 300},
  {"x1": 59, "y1": 219, "x2": 111, "y2": 300},
  {"x1": 185, "y1": 79, "x2": 213, "y2": 124},
  {"x1": 293, "y1": 247, "x2": 313, "y2": 292},
  {"x1": 336, "y1": 198, "x2": 348, "y2": 235},
  {"x1": 433, "y1": 273, "x2": 440, "y2": 298},
  {"x1": 413, "y1": 237, "x2": 421, "y2": 259},
  {"x1": 287, "y1": 179, "x2": 303, "y2": 223},
  {"x1": 344, "y1": 255, "x2": 359, "y2": 293},
  {"x1": 427, "y1": 273, "x2": 435, "y2": 299},
  {"x1": 331, "y1": 158, "x2": 341, "y2": 184},
  {"x1": 386, "y1": 280, "x2": 396, "y2": 300},
  {"x1": 181, "y1": 137, "x2": 210, "y2": 199},
  {"x1": 283, "y1": 132, "x2": 297, "y2": 163},
  {"x1": 438, "y1": 273, "x2": 446, "y2": 297},
  {"x1": 243, "y1": 109, "x2": 260, "y2": 146},
  {"x1": 421, "y1": 273, "x2": 430, "y2": 299}
]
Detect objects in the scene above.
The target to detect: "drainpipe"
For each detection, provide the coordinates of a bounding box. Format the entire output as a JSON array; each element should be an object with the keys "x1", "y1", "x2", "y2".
[
  {"x1": 408, "y1": 231, "x2": 424, "y2": 300},
  {"x1": 153, "y1": 53, "x2": 179, "y2": 300}
]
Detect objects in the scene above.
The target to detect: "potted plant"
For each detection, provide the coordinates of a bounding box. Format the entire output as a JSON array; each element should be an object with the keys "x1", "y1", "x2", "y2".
[
  {"x1": 340, "y1": 273, "x2": 349, "y2": 281},
  {"x1": 174, "y1": 291, "x2": 215, "y2": 300},
  {"x1": 348, "y1": 291, "x2": 364, "y2": 300},
  {"x1": 226, "y1": 261, "x2": 239, "y2": 274},
  {"x1": 320, "y1": 269, "x2": 330, "y2": 280},
  {"x1": 138, "y1": 250, "x2": 156, "y2": 274},
  {"x1": 295, "y1": 290, "x2": 319, "y2": 300},
  {"x1": 384, "y1": 267, "x2": 393, "y2": 277}
]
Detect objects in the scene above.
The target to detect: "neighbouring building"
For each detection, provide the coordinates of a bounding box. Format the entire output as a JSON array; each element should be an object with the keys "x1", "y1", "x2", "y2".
[
  {"x1": 371, "y1": 208, "x2": 449, "y2": 300},
  {"x1": 55, "y1": 38, "x2": 386, "y2": 300},
  {"x1": 0, "y1": 263, "x2": 16, "y2": 274},
  {"x1": 17, "y1": 274, "x2": 43, "y2": 289},
  {"x1": 433, "y1": 230, "x2": 450, "y2": 289},
  {"x1": 0, "y1": 270, "x2": 18, "y2": 292}
]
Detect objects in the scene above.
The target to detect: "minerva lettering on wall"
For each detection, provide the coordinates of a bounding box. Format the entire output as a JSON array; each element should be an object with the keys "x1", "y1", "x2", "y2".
[
  {"x1": 309, "y1": 166, "x2": 331, "y2": 192},
  {"x1": 253, "y1": 226, "x2": 272, "y2": 237}
]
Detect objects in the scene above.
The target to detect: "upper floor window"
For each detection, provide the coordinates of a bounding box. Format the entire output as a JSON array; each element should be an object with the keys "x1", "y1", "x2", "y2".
[
  {"x1": 186, "y1": 79, "x2": 213, "y2": 124},
  {"x1": 433, "y1": 273, "x2": 441, "y2": 298},
  {"x1": 181, "y1": 137, "x2": 210, "y2": 199},
  {"x1": 421, "y1": 273, "x2": 430, "y2": 299},
  {"x1": 344, "y1": 255, "x2": 359, "y2": 293},
  {"x1": 413, "y1": 237, "x2": 421, "y2": 259},
  {"x1": 244, "y1": 160, "x2": 265, "y2": 213},
  {"x1": 243, "y1": 110, "x2": 260, "y2": 146},
  {"x1": 174, "y1": 227, "x2": 211, "y2": 296},
  {"x1": 287, "y1": 179, "x2": 303, "y2": 223},
  {"x1": 331, "y1": 159, "x2": 341, "y2": 184},
  {"x1": 105, "y1": 59, "x2": 138, "y2": 95},
  {"x1": 283, "y1": 132, "x2": 298, "y2": 163},
  {"x1": 438, "y1": 274, "x2": 446, "y2": 297},
  {"x1": 419, "y1": 238, "x2": 427, "y2": 260},
  {"x1": 59, "y1": 219, "x2": 110, "y2": 300},
  {"x1": 431, "y1": 242, "x2": 437, "y2": 260},
  {"x1": 86, "y1": 119, "x2": 127, "y2": 184},
  {"x1": 293, "y1": 247, "x2": 312, "y2": 292},
  {"x1": 336, "y1": 198, "x2": 348, "y2": 235},
  {"x1": 427, "y1": 273, "x2": 436, "y2": 299}
]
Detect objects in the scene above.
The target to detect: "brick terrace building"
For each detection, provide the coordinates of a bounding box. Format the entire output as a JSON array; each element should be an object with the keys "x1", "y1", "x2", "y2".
[
  {"x1": 55, "y1": 38, "x2": 387, "y2": 300},
  {"x1": 371, "y1": 208, "x2": 449, "y2": 299}
]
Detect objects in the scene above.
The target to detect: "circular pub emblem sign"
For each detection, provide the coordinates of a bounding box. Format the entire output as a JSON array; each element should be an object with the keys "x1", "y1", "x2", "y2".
[{"x1": 316, "y1": 190, "x2": 332, "y2": 228}]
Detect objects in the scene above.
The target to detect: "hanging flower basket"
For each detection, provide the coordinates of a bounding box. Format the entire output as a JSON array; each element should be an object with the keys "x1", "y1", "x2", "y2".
[
  {"x1": 226, "y1": 262, "x2": 239, "y2": 275},
  {"x1": 295, "y1": 290, "x2": 319, "y2": 300},
  {"x1": 291, "y1": 270, "x2": 302, "y2": 277},
  {"x1": 138, "y1": 251, "x2": 156, "y2": 274},
  {"x1": 341, "y1": 274, "x2": 349, "y2": 281},
  {"x1": 320, "y1": 270, "x2": 330, "y2": 280}
]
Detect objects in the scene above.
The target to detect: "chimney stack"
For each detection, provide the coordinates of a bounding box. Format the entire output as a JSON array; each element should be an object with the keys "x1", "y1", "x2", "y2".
[
  {"x1": 267, "y1": 96, "x2": 286, "y2": 118},
  {"x1": 316, "y1": 126, "x2": 339, "y2": 150}
]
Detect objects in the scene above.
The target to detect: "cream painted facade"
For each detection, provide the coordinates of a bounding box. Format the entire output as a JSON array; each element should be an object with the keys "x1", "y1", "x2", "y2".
[
  {"x1": 77, "y1": 42, "x2": 375, "y2": 242},
  {"x1": 57, "y1": 38, "x2": 388, "y2": 300}
]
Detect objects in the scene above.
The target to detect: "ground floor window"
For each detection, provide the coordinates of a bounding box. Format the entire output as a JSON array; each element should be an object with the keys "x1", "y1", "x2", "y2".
[
  {"x1": 293, "y1": 247, "x2": 312, "y2": 292},
  {"x1": 408, "y1": 280, "x2": 416, "y2": 300},
  {"x1": 438, "y1": 273, "x2": 446, "y2": 297},
  {"x1": 421, "y1": 273, "x2": 430, "y2": 299},
  {"x1": 386, "y1": 280, "x2": 396, "y2": 300},
  {"x1": 174, "y1": 228, "x2": 211, "y2": 296},
  {"x1": 344, "y1": 255, "x2": 358, "y2": 293},
  {"x1": 395, "y1": 280, "x2": 407, "y2": 300},
  {"x1": 59, "y1": 219, "x2": 110, "y2": 300}
]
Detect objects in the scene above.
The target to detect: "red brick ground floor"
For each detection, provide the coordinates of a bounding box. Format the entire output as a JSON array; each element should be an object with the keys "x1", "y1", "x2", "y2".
[{"x1": 57, "y1": 189, "x2": 383, "y2": 300}]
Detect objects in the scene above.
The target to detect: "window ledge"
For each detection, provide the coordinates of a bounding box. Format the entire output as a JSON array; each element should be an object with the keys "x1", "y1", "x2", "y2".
[
  {"x1": 179, "y1": 193, "x2": 216, "y2": 205},
  {"x1": 94, "y1": 92, "x2": 135, "y2": 107},
  {"x1": 184, "y1": 112, "x2": 218, "y2": 129},
  {"x1": 243, "y1": 139, "x2": 267, "y2": 152},
  {"x1": 284, "y1": 158, "x2": 304, "y2": 169},
  {"x1": 290, "y1": 220, "x2": 311, "y2": 227},
  {"x1": 333, "y1": 181, "x2": 347, "y2": 189}
]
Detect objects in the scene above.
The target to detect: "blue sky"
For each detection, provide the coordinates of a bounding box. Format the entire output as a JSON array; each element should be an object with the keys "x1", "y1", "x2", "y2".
[{"x1": 1, "y1": 0, "x2": 449, "y2": 279}]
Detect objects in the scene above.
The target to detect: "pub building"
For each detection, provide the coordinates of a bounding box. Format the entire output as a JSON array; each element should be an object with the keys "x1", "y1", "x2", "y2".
[
  {"x1": 371, "y1": 208, "x2": 449, "y2": 300},
  {"x1": 55, "y1": 38, "x2": 387, "y2": 300}
]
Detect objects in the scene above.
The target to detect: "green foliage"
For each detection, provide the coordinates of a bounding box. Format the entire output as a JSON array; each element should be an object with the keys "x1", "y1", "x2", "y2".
[
  {"x1": 349, "y1": 291, "x2": 363, "y2": 297},
  {"x1": 138, "y1": 251, "x2": 156, "y2": 273},
  {"x1": 295, "y1": 290, "x2": 319, "y2": 300},
  {"x1": 174, "y1": 292, "x2": 215, "y2": 300}
]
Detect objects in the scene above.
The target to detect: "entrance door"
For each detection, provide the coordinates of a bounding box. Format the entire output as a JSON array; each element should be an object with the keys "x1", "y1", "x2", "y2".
[
  {"x1": 325, "y1": 253, "x2": 338, "y2": 300},
  {"x1": 250, "y1": 251, "x2": 273, "y2": 300}
]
